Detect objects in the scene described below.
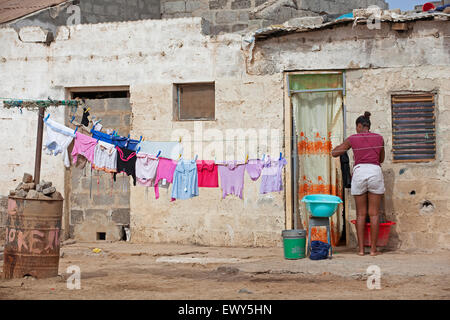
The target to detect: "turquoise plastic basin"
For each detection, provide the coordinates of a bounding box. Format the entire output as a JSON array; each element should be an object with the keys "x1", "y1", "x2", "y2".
[{"x1": 301, "y1": 194, "x2": 343, "y2": 218}]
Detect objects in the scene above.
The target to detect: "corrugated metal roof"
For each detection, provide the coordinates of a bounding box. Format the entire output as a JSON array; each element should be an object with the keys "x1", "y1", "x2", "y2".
[
  {"x1": 252, "y1": 12, "x2": 450, "y2": 41},
  {"x1": 0, "y1": 0, "x2": 68, "y2": 24}
]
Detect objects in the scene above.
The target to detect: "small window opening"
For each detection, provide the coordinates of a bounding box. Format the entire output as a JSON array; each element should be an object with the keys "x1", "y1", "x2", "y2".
[
  {"x1": 97, "y1": 232, "x2": 106, "y2": 240},
  {"x1": 174, "y1": 83, "x2": 215, "y2": 121}
]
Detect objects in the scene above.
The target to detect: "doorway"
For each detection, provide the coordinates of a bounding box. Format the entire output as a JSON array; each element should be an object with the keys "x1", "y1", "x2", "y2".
[{"x1": 286, "y1": 72, "x2": 346, "y2": 247}]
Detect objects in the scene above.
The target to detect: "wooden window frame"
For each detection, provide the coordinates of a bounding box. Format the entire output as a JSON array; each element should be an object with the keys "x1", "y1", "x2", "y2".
[
  {"x1": 173, "y1": 82, "x2": 215, "y2": 121},
  {"x1": 391, "y1": 93, "x2": 436, "y2": 163}
]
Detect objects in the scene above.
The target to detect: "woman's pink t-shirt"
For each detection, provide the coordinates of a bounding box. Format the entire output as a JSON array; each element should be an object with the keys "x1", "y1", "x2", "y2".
[{"x1": 348, "y1": 132, "x2": 384, "y2": 166}]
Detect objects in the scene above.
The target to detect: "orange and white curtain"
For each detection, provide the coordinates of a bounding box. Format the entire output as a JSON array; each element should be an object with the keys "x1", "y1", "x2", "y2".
[{"x1": 293, "y1": 91, "x2": 344, "y2": 246}]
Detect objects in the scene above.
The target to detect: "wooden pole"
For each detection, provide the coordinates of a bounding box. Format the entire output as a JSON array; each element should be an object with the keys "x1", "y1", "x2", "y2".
[{"x1": 34, "y1": 106, "x2": 45, "y2": 184}]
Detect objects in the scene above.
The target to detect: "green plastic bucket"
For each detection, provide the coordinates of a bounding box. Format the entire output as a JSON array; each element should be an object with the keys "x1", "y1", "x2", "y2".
[{"x1": 282, "y1": 229, "x2": 306, "y2": 259}]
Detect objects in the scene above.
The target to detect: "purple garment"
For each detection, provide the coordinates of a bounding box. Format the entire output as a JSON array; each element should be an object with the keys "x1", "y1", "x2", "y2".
[
  {"x1": 218, "y1": 161, "x2": 246, "y2": 199},
  {"x1": 245, "y1": 159, "x2": 263, "y2": 181},
  {"x1": 260, "y1": 157, "x2": 287, "y2": 194}
]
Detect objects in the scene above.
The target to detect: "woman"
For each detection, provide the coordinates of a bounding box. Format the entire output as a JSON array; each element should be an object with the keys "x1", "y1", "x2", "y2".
[{"x1": 331, "y1": 112, "x2": 385, "y2": 256}]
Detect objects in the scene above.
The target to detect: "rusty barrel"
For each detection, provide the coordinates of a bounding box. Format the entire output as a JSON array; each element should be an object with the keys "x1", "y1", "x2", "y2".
[{"x1": 3, "y1": 196, "x2": 63, "y2": 279}]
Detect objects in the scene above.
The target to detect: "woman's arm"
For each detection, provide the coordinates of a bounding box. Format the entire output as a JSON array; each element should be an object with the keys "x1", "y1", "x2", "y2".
[
  {"x1": 331, "y1": 139, "x2": 351, "y2": 158},
  {"x1": 379, "y1": 139, "x2": 385, "y2": 164}
]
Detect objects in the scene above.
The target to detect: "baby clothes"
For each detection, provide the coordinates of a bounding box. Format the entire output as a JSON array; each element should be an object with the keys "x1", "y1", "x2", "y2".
[
  {"x1": 114, "y1": 147, "x2": 137, "y2": 186},
  {"x1": 218, "y1": 161, "x2": 246, "y2": 199},
  {"x1": 136, "y1": 153, "x2": 159, "y2": 187},
  {"x1": 245, "y1": 159, "x2": 263, "y2": 181},
  {"x1": 92, "y1": 141, "x2": 117, "y2": 173},
  {"x1": 154, "y1": 157, "x2": 178, "y2": 199},
  {"x1": 171, "y1": 160, "x2": 199, "y2": 200},
  {"x1": 71, "y1": 132, "x2": 97, "y2": 164},
  {"x1": 196, "y1": 160, "x2": 218, "y2": 188},
  {"x1": 43, "y1": 118, "x2": 75, "y2": 168},
  {"x1": 259, "y1": 156, "x2": 287, "y2": 194},
  {"x1": 81, "y1": 108, "x2": 90, "y2": 126}
]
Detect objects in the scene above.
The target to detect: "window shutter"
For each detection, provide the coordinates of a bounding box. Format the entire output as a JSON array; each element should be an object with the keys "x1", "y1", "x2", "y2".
[{"x1": 392, "y1": 94, "x2": 436, "y2": 162}]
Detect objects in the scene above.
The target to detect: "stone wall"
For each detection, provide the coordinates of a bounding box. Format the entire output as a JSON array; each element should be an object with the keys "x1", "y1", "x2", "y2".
[
  {"x1": 67, "y1": 98, "x2": 132, "y2": 241},
  {"x1": 160, "y1": 0, "x2": 389, "y2": 34},
  {"x1": 4, "y1": 0, "x2": 161, "y2": 36}
]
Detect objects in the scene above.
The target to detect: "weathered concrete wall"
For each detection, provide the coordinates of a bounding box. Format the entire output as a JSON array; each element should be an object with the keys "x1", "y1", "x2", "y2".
[
  {"x1": 67, "y1": 98, "x2": 131, "y2": 241},
  {"x1": 344, "y1": 66, "x2": 450, "y2": 251},
  {"x1": 0, "y1": 196, "x2": 7, "y2": 243},
  {"x1": 247, "y1": 19, "x2": 450, "y2": 74},
  {"x1": 161, "y1": 0, "x2": 388, "y2": 34},
  {"x1": 0, "y1": 18, "x2": 286, "y2": 247},
  {"x1": 4, "y1": 0, "x2": 161, "y2": 36},
  {"x1": 249, "y1": 19, "x2": 450, "y2": 251}
]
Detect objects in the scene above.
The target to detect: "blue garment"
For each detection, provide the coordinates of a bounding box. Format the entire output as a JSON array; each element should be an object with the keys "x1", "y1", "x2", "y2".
[
  {"x1": 92, "y1": 130, "x2": 114, "y2": 144},
  {"x1": 171, "y1": 160, "x2": 199, "y2": 200},
  {"x1": 309, "y1": 241, "x2": 331, "y2": 260},
  {"x1": 91, "y1": 129, "x2": 139, "y2": 151}
]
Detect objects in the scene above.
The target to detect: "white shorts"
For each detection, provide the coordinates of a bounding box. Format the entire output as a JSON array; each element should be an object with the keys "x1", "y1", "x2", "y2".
[{"x1": 351, "y1": 164, "x2": 385, "y2": 195}]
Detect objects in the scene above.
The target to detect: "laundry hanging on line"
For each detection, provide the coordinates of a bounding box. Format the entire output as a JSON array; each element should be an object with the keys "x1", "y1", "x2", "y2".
[{"x1": 43, "y1": 117, "x2": 288, "y2": 201}]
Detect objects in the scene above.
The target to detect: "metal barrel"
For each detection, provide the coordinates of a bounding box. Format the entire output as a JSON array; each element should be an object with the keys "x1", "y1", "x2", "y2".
[{"x1": 3, "y1": 196, "x2": 63, "y2": 279}]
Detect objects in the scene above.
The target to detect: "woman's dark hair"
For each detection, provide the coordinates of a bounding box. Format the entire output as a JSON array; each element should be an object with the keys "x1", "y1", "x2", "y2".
[{"x1": 356, "y1": 111, "x2": 371, "y2": 128}]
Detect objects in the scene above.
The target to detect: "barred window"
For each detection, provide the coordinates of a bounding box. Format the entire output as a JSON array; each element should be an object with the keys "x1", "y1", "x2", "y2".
[{"x1": 392, "y1": 94, "x2": 436, "y2": 162}]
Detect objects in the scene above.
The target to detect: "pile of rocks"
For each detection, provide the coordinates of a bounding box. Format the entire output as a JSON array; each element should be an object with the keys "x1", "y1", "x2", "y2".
[{"x1": 9, "y1": 173, "x2": 63, "y2": 200}]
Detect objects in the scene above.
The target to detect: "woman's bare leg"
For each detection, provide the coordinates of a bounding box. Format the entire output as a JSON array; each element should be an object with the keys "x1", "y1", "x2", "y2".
[
  {"x1": 368, "y1": 192, "x2": 383, "y2": 256},
  {"x1": 354, "y1": 193, "x2": 368, "y2": 255}
]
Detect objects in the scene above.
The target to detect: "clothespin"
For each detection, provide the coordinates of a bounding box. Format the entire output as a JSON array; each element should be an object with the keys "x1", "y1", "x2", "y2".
[
  {"x1": 84, "y1": 107, "x2": 90, "y2": 113},
  {"x1": 156, "y1": 150, "x2": 161, "y2": 158},
  {"x1": 178, "y1": 153, "x2": 182, "y2": 160},
  {"x1": 136, "y1": 147, "x2": 141, "y2": 154},
  {"x1": 179, "y1": 137, "x2": 182, "y2": 143},
  {"x1": 70, "y1": 116, "x2": 75, "y2": 123},
  {"x1": 127, "y1": 134, "x2": 130, "y2": 139},
  {"x1": 262, "y1": 154, "x2": 265, "y2": 161},
  {"x1": 74, "y1": 126, "x2": 78, "y2": 134},
  {"x1": 245, "y1": 154, "x2": 249, "y2": 164},
  {"x1": 279, "y1": 152, "x2": 282, "y2": 160},
  {"x1": 139, "y1": 136, "x2": 142, "y2": 143},
  {"x1": 45, "y1": 114, "x2": 50, "y2": 121},
  {"x1": 194, "y1": 154, "x2": 198, "y2": 161}
]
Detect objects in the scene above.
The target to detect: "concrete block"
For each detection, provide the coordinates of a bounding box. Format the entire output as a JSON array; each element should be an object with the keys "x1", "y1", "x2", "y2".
[
  {"x1": 232, "y1": 23, "x2": 248, "y2": 32},
  {"x1": 106, "y1": 4, "x2": 119, "y2": 16},
  {"x1": 215, "y1": 11, "x2": 239, "y2": 24},
  {"x1": 211, "y1": 24, "x2": 232, "y2": 35},
  {"x1": 186, "y1": 0, "x2": 207, "y2": 12},
  {"x1": 22, "y1": 173, "x2": 33, "y2": 183},
  {"x1": 209, "y1": 0, "x2": 228, "y2": 10},
  {"x1": 101, "y1": 115, "x2": 121, "y2": 127},
  {"x1": 18, "y1": 27, "x2": 48, "y2": 43},
  {"x1": 93, "y1": 4, "x2": 105, "y2": 15},
  {"x1": 163, "y1": 1, "x2": 186, "y2": 14},
  {"x1": 71, "y1": 210, "x2": 84, "y2": 224},
  {"x1": 106, "y1": 98, "x2": 131, "y2": 111},
  {"x1": 111, "y1": 208, "x2": 130, "y2": 225},
  {"x1": 231, "y1": 0, "x2": 251, "y2": 10}
]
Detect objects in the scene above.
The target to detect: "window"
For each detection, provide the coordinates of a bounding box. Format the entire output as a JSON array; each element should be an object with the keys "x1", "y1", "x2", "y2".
[
  {"x1": 174, "y1": 83, "x2": 215, "y2": 121},
  {"x1": 392, "y1": 94, "x2": 436, "y2": 162}
]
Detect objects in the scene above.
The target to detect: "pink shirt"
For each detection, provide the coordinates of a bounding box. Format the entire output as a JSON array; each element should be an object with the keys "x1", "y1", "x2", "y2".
[
  {"x1": 196, "y1": 160, "x2": 218, "y2": 188},
  {"x1": 71, "y1": 132, "x2": 97, "y2": 164},
  {"x1": 154, "y1": 157, "x2": 178, "y2": 199},
  {"x1": 348, "y1": 132, "x2": 384, "y2": 166}
]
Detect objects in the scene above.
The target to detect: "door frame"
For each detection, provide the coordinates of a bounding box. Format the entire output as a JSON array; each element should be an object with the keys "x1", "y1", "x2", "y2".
[{"x1": 284, "y1": 70, "x2": 347, "y2": 231}]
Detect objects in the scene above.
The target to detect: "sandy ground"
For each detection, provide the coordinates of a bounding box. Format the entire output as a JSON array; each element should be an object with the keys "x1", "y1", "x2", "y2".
[{"x1": 0, "y1": 242, "x2": 449, "y2": 300}]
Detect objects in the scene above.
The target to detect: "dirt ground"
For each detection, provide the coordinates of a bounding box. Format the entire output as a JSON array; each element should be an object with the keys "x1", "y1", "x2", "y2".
[{"x1": 0, "y1": 242, "x2": 449, "y2": 300}]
